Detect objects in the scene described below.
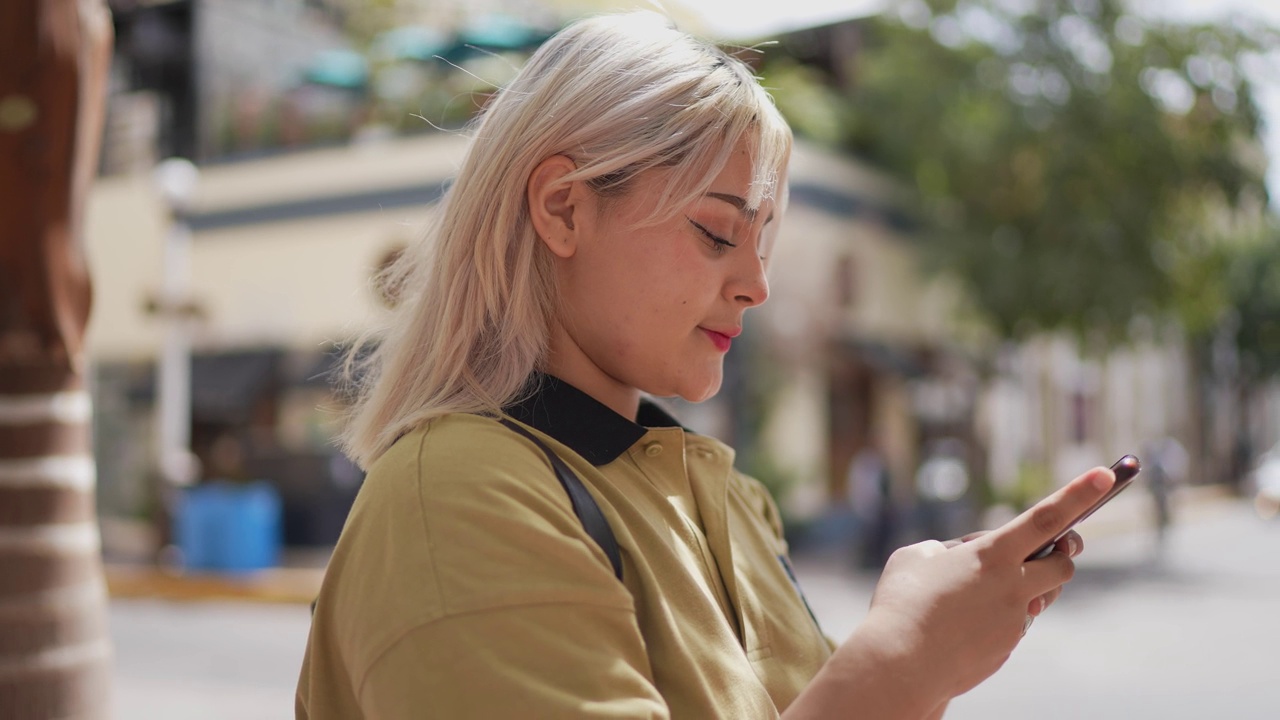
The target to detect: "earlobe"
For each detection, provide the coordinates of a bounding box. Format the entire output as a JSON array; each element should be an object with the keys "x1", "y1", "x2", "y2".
[{"x1": 528, "y1": 155, "x2": 581, "y2": 259}]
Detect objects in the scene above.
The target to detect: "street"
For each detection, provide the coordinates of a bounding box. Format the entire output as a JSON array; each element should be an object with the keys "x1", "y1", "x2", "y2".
[{"x1": 110, "y1": 499, "x2": 1280, "y2": 719}]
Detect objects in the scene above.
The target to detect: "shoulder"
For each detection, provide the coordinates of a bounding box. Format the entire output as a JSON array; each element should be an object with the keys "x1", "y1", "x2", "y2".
[
  {"x1": 407, "y1": 413, "x2": 547, "y2": 475},
  {"x1": 319, "y1": 412, "x2": 629, "y2": 649},
  {"x1": 373, "y1": 412, "x2": 544, "y2": 479},
  {"x1": 352, "y1": 413, "x2": 603, "y2": 576},
  {"x1": 303, "y1": 415, "x2": 652, "y2": 715},
  {"x1": 355, "y1": 413, "x2": 567, "y2": 512},
  {"x1": 313, "y1": 414, "x2": 632, "y2": 690}
]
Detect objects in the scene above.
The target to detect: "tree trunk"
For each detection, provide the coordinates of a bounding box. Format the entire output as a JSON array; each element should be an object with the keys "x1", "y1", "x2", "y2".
[{"x1": 0, "y1": 1, "x2": 114, "y2": 717}]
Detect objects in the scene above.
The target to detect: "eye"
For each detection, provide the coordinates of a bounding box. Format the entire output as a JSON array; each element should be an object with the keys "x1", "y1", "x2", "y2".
[{"x1": 688, "y1": 218, "x2": 737, "y2": 255}]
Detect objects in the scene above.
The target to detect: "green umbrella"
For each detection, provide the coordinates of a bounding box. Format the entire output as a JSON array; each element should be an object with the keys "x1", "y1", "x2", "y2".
[
  {"x1": 444, "y1": 15, "x2": 553, "y2": 61},
  {"x1": 302, "y1": 49, "x2": 369, "y2": 90}
]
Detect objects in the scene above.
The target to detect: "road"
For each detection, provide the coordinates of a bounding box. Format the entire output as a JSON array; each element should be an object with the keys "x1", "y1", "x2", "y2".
[{"x1": 110, "y1": 499, "x2": 1279, "y2": 719}]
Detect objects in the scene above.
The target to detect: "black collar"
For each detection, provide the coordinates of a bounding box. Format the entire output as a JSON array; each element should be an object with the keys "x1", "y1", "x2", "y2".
[{"x1": 503, "y1": 373, "x2": 685, "y2": 466}]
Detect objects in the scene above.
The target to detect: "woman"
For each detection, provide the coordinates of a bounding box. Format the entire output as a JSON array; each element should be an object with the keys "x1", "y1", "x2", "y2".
[{"x1": 296, "y1": 11, "x2": 1111, "y2": 719}]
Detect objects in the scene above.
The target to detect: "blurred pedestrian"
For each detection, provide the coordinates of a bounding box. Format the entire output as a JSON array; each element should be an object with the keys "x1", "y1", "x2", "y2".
[
  {"x1": 1144, "y1": 436, "x2": 1189, "y2": 545},
  {"x1": 847, "y1": 437, "x2": 898, "y2": 569},
  {"x1": 296, "y1": 12, "x2": 1114, "y2": 719}
]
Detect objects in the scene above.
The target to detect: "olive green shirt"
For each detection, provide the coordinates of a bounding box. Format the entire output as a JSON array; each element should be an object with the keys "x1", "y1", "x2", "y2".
[{"x1": 296, "y1": 375, "x2": 833, "y2": 718}]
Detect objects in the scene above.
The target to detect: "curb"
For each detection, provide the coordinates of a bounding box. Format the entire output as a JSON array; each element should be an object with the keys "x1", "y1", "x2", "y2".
[{"x1": 106, "y1": 564, "x2": 323, "y2": 605}]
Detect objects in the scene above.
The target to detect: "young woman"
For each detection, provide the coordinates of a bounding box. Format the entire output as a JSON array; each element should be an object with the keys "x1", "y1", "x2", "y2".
[{"x1": 296, "y1": 11, "x2": 1111, "y2": 719}]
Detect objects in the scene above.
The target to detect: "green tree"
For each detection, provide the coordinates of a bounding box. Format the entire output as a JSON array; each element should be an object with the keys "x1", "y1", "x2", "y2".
[
  {"x1": 1221, "y1": 220, "x2": 1280, "y2": 381},
  {"x1": 763, "y1": 0, "x2": 1276, "y2": 342}
]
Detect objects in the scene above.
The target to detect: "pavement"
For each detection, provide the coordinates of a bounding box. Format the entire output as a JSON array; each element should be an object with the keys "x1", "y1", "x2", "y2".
[{"x1": 103, "y1": 481, "x2": 1234, "y2": 606}]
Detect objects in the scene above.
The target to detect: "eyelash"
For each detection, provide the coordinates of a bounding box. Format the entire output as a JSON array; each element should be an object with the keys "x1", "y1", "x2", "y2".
[{"x1": 689, "y1": 219, "x2": 737, "y2": 254}]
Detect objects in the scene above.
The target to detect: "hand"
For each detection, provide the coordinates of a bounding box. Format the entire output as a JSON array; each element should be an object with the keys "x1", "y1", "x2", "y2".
[
  {"x1": 859, "y1": 466, "x2": 1114, "y2": 701},
  {"x1": 943, "y1": 529, "x2": 1084, "y2": 618}
]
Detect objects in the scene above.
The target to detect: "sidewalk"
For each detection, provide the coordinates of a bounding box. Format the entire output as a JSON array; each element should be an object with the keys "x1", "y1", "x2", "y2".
[{"x1": 104, "y1": 483, "x2": 1237, "y2": 605}]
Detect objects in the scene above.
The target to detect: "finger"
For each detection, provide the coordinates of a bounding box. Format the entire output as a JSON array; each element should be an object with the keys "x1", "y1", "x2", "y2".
[
  {"x1": 979, "y1": 467, "x2": 1114, "y2": 562},
  {"x1": 1054, "y1": 530, "x2": 1084, "y2": 558},
  {"x1": 1020, "y1": 550, "x2": 1076, "y2": 597},
  {"x1": 1028, "y1": 587, "x2": 1063, "y2": 616}
]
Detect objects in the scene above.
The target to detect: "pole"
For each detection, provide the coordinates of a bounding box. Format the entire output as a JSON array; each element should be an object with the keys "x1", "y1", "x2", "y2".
[
  {"x1": 152, "y1": 158, "x2": 200, "y2": 490},
  {"x1": 0, "y1": 0, "x2": 115, "y2": 717}
]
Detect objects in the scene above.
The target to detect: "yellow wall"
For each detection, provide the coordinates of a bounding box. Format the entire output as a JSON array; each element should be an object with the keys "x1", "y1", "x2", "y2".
[{"x1": 85, "y1": 133, "x2": 469, "y2": 361}]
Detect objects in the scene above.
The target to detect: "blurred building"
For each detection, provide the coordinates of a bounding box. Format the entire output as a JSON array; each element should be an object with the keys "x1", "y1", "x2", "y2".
[
  {"x1": 87, "y1": 132, "x2": 465, "y2": 552},
  {"x1": 743, "y1": 146, "x2": 979, "y2": 523},
  {"x1": 104, "y1": 0, "x2": 354, "y2": 170},
  {"x1": 101, "y1": 0, "x2": 562, "y2": 172},
  {"x1": 977, "y1": 335, "x2": 1200, "y2": 505}
]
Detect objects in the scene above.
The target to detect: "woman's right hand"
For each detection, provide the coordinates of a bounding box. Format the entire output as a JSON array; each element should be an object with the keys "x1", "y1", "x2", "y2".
[
  {"x1": 859, "y1": 466, "x2": 1115, "y2": 703},
  {"x1": 786, "y1": 465, "x2": 1117, "y2": 720}
]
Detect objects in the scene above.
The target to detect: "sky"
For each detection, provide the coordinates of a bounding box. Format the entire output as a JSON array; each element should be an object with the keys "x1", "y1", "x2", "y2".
[{"x1": 679, "y1": 0, "x2": 1280, "y2": 204}]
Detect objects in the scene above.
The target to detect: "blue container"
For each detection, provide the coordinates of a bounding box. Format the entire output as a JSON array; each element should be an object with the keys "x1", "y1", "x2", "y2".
[
  {"x1": 174, "y1": 484, "x2": 221, "y2": 570},
  {"x1": 175, "y1": 481, "x2": 282, "y2": 572}
]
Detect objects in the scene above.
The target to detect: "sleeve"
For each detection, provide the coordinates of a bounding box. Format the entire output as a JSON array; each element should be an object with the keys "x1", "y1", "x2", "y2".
[
  {"x1": 324, "y1": 420, "x2": 671, "y2": 719},
  {"x1": 358, "y1": 605, "x2": 669, "y2": 719}
]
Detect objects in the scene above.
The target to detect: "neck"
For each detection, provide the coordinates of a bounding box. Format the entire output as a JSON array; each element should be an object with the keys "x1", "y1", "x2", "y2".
[{"x1": 542, "y1": 319, "x2": 641, "y2": 421}]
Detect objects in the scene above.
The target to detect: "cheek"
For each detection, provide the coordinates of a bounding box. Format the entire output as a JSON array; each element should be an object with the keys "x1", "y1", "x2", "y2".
[{"x1": 581, "y1": 230, "x2": 713, "y2": 349}]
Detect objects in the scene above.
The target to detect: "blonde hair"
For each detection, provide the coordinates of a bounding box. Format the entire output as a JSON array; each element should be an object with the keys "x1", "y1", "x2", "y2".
[{"x1": 341, "y1": 10, "x2": 793, "y2": 468}]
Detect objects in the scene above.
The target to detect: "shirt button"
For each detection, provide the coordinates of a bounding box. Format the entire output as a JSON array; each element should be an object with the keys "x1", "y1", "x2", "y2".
[{"x1": 644, "y1": 442, "x2": 663, "y2": 457}]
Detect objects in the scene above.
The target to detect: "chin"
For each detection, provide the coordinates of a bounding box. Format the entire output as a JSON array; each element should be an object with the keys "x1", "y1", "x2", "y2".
[
  {"x1": 635, "y1": 357, "x2": 724, "y2": 403},
  {"x1": 674, "y1": 371, "x2": 723, "y2": 404}
]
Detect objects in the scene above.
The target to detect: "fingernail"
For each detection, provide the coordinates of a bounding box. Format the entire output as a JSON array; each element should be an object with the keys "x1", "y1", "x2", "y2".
[
  {"x1": 1038, "y1": 596, "x2": 1046, "y2": 615},
  {"x1": 1068, "y1": 536, "x2": 1078, "y2": 556},
  {"x1": 1091, "y1": 469, "x2": 1112, "y2": 491}
]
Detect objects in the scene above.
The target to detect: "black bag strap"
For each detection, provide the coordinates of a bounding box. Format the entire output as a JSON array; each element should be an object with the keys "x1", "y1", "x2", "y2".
[{"x1": 499, "y1": 418, "x2": 623, "y2": 582}]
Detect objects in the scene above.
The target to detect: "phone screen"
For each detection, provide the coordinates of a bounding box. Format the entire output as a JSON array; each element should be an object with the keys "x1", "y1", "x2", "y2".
[{"x1": 1026, "y1": 455, "x2": 1142, "y2": 561}]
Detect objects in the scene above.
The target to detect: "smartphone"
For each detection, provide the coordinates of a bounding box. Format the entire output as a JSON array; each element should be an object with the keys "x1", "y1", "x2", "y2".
[{"x1": 1026, "y1": 455, "x2": 1142, "y2": 561}]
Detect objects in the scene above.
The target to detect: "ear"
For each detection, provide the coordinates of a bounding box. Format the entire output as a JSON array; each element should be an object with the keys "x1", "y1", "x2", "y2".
[{"x1": 528, "y1": 155, "x2": 586, "y2": 259}]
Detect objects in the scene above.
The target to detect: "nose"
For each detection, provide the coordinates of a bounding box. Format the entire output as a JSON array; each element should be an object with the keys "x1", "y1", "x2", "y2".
[{"x1": 727, "y1": 251, "x2": 769, "y2": 307}]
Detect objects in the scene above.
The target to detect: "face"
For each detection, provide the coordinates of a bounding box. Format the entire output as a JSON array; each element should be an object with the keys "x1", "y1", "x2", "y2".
[{"x1": 545, "y1": 139, "x2": 781, "y2": 411}]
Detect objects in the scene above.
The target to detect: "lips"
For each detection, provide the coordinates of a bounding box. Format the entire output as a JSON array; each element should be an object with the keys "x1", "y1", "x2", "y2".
[{"x1": 701, "y1": 327, "x2": 737, "y2": 352}]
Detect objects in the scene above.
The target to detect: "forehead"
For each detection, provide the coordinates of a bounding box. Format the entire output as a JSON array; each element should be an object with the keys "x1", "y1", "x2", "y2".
[
  {"x1": 702, "y1": 142, "x2": 784, "y2": 214},
  {"x1": 708, "y1": 146, "x2": 752, "y2": 186}
]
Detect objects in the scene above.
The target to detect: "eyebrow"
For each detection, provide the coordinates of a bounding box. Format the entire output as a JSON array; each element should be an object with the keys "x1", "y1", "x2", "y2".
[{"x1": 706, "y1": 192, "x2": 775, "y2": 225}]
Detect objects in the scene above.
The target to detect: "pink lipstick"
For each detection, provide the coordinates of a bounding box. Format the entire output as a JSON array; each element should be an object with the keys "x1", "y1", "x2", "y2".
[{"x1": 701, "y1": 328, "x2": 734, "y2": 352}]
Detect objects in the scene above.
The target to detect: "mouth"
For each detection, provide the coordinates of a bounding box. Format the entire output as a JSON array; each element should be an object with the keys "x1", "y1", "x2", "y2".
[{"x1": 700, "y1": 328, "x2": 735, "y2": 352}]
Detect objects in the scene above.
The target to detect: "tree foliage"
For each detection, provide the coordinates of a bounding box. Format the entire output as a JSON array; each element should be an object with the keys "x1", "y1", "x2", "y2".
[
  {"x1": 762, "y1": 0, "x2": 1277, "y2": 342},
  {"x1": 1223, "y1": 220, "x2": 1280, "y2": 380}
]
